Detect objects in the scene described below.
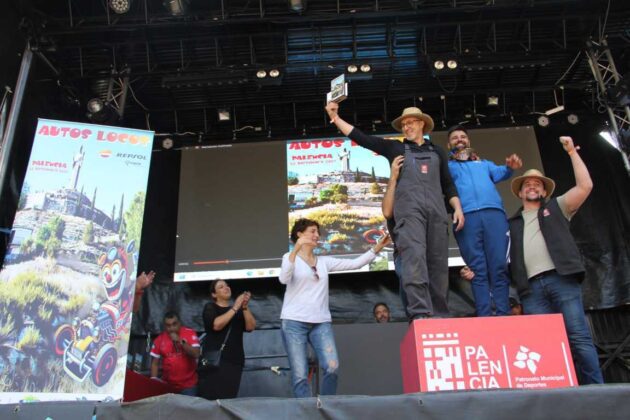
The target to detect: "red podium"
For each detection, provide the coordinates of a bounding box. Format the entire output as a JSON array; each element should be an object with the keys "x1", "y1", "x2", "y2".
[
  {"x1": 400, "y1": 314, "x2": 577, "y2": 392},
  {"x1": 123, "y1": 369, "x2": 176, "y2": 402}
]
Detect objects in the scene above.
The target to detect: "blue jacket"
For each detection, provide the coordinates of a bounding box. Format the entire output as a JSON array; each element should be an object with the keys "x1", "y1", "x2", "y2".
[{"x1": 448, "y1": 159, "x2": 512, "y2": 214}]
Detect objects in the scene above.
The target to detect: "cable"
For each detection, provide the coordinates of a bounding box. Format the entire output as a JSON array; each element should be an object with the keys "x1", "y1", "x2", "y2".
[{"x1": 554, "y1": 51, "x2": 582, "y2": 86}]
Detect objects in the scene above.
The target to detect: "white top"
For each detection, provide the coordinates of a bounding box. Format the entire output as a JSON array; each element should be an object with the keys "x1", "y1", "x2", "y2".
[{"x1": 279, "y1": 250, "x2": 376, "y2": 323}]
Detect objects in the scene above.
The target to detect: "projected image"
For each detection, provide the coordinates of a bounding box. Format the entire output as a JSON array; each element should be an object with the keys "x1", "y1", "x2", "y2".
[
  {"x1": 286, "y1": 139, "x2": 393, "y2": 266},
  {"x1": 173, "y1": 126, "x2": 542, "y2": 281}
]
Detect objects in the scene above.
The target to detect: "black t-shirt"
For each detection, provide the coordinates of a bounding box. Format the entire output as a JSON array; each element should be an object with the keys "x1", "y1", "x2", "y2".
[{"x1": 202, "y1": 302, "x2": 245, "y2": 366}]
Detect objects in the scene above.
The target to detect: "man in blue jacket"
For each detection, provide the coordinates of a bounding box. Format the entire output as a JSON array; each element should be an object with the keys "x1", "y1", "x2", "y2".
[{"x1": 447, "y1": 126, "x2": 522, "y2": 316}]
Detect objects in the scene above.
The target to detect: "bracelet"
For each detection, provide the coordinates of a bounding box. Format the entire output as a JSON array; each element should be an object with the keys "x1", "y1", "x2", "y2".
[
  {"x1": 135, "y1": 288, "x2": 144, "y2": 295},
  {"x1": 243, "y1": 307, "x2": 249, "y2": 311},
  {"x1": 567, "y1": 148, "x2": 576, "y2": 155},
  {"x1": 330, "y1": 115, "x2": 337, "y2": 124},
  {"x1": 231, "y1": 307, "x2": 238, "y2": 313}
]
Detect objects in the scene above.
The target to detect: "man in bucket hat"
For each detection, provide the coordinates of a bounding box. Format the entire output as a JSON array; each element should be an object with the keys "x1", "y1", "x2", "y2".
[
  {"x1": 325, "y1": 102, "x2": 464, "y2": 320},
  {"x1": 508, "y1": 136, "x2": 603, "y2": 384}
]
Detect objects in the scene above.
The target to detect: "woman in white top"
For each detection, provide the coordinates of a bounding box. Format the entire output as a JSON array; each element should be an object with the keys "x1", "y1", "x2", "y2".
[{"x1": 279, "y1": 218, "x2": 390, "y2": 398}]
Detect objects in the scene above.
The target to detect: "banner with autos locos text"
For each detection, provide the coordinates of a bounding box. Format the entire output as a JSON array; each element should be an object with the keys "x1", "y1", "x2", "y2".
[{"x1": 0, "y1": 119, "x2": 153, "y2": 403}]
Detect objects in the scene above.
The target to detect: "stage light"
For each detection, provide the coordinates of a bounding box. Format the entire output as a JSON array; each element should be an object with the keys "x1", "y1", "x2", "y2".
[
  {"x1": 288, "y1": 0, "x2": 306, "y2": 12},
  {"x1": 347, "y1": 64, "x2": 358, "y2": 73},
  {"x1": 256, "y1": 70, "x2": 267, "y2": 78},
  {"x1": 86, "y1": 99, "x2": 116, "y2": 124},
  {"x1": 487, "y1": 95, "x2": 499, "y2": 106},
  {"x1": 164, "y1": 0, "x2": 188, "y2": 16},
  {"x1": 87, "y1": 98, "x2": 105, "y2": 114},
  {"x1": 218, "y1": 108, "x2": 231, "y2": 121},
  {"x1": 269, "y1": 69, "x2": 281, "y2": 78},
  {"x1": 599, "y1": 130, "x2": 620, "y2": 150},
  {"x1": 360, "y1": 64, "x2": 371, "y2": 73},
  {"x1": 434, "y1": 60, "x2": 445, "y2": 70},
  {"x1": 567, "y1": 114, "x2": 579, "y2": 125},
  {"x1": 537, "y1": 115, "x2": 550, "y2": 127},
  {"x1": 109, "y1": 0, "x2": 131, "y2": 14},
  {"x1": 162, "y1": 138, "x2": 174, "y2": 150},
  {"x1": 545, "y1": 105, "x2": 565, "y2": 116},
  {"x1": 447, "y1": 59, "x2": 458, "y2": 70}
]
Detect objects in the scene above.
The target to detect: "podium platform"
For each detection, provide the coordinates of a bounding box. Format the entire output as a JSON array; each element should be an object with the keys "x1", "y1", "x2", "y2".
[{"x1": 400, "y1": 314, "x2": 577, "y2": 392}]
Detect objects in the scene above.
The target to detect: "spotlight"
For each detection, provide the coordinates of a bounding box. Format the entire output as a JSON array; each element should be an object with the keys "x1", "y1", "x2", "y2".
[
  {"x1": 86, "y1": 99, "x2": 116, "y2": 124},
  {"x1": 87, "y1": 98, "x2": 105, "y2": 114},
  {"x1": 599, "y1": 130, "x2": 619, "y2": 150},
  {"x1": 347, "y1": 64, "x2": 358, "y2": 73},
  {"x1": 447, "y1": 59, "x2": 458, "y2": 70},
  {"x1": 164, "y1": 0, "x2": 189, "y2": 16},
  {"x1": 537, "y1": 115, "x2": 550, "y2": 127},
  {"x1": 434, "y1": 60, "x2": 445, "y2": 70},
  {"x1": 269, "y1": 69, "x2": 281, "y2": 78},
  {"x1": 567, "y1": 114, "x2": 579, "y2": 125},
  {"x1": 217, "y1": 108, "x2": 231, "y2": 121},
  {"x1": 109, "y1": 0, "x2": 131, "y2": 14},
  {"x1": 487, "y1": 95, "x2": 499, "y2": 106},
  {"x1": 288, "y1": 0, "x2": 306, "y2": 12},
  {"x1": 360, "y1": 64, "x2": 371, "y2": 73},
  {"x1": 162, "y1": 138, "x2": 174, "y2": 150},
  {"x1": 256, "y1": 70, "x2": 267, "y2": 78}
]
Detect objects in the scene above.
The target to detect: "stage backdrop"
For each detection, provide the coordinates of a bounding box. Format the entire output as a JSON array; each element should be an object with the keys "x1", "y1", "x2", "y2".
[
  {"x1": 174, "y1": 126, "x2": 542, "y2": 282},
  {"x1": 0, "y1": 119, "x2": 153, "y2": 403}
]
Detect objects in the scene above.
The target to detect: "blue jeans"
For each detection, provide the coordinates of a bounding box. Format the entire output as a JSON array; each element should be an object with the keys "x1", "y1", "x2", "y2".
[
  {"x1": 521, "y1": 271, "x2": 604, "y2": 384},
  {"x1": 179, "y1": 385, "x2": 197, "y2": 396},
  {"x1": 454, "y1": 209, "x2": 511, "y2": 316},
  {"x1": 281, "y1": 320, "x2": 339, "y2": 398}
]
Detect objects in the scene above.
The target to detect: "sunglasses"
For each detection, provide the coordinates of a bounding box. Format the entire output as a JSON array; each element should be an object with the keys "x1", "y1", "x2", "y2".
[{"x1": 310, "y1": 265, "x2": 319, "y2": 281}]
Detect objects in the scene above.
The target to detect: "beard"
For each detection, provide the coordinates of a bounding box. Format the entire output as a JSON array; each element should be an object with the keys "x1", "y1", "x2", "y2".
[{"x1": 525, "y1": 194, "x2": 544, "y2": 202}]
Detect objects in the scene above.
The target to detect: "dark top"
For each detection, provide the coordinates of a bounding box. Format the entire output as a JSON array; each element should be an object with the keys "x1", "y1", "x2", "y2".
[
  {"x1": 508, "y1": 198, "x2": 585, "y2": 297},
  {"x1": 202, "y1": 302, "x2": 246, "y2": 366},
  {"x1": 348, "y1": 127, "x2": 459, "y2": 201}
]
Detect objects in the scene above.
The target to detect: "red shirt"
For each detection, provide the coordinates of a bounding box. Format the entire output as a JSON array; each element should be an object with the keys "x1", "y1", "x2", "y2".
[{"x1": 150, "y1": 327, "x2": 200, "y2": 390}]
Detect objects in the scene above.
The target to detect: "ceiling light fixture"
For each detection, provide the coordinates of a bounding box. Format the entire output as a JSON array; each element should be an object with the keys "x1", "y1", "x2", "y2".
[
  {"x1": 109, "y1": 0, "x2": 131, "y2": 14},
  {"x1": 164, "y1": 0, "x2": 189, "y2": 16},
  {"x1": 288, "y1": 0, "x2": 306, "y2": 12}
]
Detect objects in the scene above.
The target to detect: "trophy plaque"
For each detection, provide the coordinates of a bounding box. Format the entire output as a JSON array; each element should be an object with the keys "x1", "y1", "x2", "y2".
[{"x1": 326, "y1": 74, "x2": 348, "y2": 103}]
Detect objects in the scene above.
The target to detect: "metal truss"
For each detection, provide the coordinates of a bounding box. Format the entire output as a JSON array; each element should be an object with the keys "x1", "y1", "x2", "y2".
[{"x1": 586, "y1": 37, "x2": 630, "y2": 169}]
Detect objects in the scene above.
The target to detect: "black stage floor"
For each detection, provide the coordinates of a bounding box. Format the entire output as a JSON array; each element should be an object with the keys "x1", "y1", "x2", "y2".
[{"x1": 3, "y1": 384, "x2": 630, "y2": 420}]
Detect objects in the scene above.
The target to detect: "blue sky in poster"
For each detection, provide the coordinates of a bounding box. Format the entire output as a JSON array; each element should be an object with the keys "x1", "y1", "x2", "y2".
[
  {"x1": 23, "y1": 119, "x2": 154, "y2": 214},
  {"x1": 286, "y1": 137, "x2": 393, "y2": 178}
]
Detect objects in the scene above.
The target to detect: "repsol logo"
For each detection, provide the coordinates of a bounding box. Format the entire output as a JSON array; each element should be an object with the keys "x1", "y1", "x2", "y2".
[{"x1": 115, "y1": 153, "x2": 147, "y2": 160}]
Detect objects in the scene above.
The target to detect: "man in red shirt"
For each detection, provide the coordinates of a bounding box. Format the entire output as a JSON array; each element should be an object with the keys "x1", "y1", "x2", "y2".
[{"x1": 150, "y1": 311, "x2": 201, "y2": 395}]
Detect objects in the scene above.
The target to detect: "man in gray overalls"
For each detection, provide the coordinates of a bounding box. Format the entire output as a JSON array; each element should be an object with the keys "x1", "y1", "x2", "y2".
[{"x1": 325, "y1": 102, "x2": 465, "y2": 320}]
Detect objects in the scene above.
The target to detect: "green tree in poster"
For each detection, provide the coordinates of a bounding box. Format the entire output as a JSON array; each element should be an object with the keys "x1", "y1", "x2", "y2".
[
  {"x1": 370, "y1": 182, "x2": 383, "y2": 194},
  {"x1": 371, "y1": 166, "x2": 376, "y2": 183},
  {"x1": 354, "y1": 168, "x2": 361, "y2": 182},
  {"x1": 82, "y1": 222, "x2": 94, "y2": 244},
  {"x1": 124, "y1": 191, "x2": 146, "y2": 246}
]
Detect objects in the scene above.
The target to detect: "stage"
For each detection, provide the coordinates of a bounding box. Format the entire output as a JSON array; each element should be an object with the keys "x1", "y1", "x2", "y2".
[{"x1": 2, "y1": 384, "x2": 629, "y2": 419}]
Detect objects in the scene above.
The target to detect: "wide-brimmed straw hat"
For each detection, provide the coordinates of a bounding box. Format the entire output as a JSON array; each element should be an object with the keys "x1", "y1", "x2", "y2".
[
  {"x1": 511, "y1": 169, "x2": 555, "y2": 198},
  {"x1": 391, "y1": 107, "x2": 435, "y2": 133}
]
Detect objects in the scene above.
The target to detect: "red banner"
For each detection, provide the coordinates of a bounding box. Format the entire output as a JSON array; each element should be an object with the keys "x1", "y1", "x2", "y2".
[{"x1": 401, "y1": 314, "x2": 577, "y2": 392}]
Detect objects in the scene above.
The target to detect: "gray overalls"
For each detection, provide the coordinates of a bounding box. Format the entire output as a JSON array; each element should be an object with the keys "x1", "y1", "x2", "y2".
[{"x1": 393, "y1": 143, "x2": 450, "y2": 318}]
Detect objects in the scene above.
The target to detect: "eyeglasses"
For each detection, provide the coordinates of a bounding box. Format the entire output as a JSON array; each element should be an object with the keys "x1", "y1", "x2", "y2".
[
  {"x1": 310, "y1": 265, "x2": 319, "y2": 281},
  {"x1": 401, "y1": 120, "x2": 420, "y2": 128}
]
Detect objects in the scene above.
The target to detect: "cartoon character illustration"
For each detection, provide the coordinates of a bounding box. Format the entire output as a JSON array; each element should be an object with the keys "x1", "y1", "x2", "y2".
[{"x1": 53, "y1": 241, "x2": 137, "y2": 386}]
